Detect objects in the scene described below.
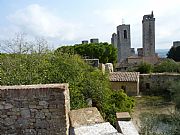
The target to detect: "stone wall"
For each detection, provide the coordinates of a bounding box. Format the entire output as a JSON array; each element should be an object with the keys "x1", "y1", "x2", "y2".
[
  {"x1": 0, "y1": 84, "x2": 70, "y2": 135},
  {"x1": 140, "y1": 73, "x2": 180, "y2": 93}
]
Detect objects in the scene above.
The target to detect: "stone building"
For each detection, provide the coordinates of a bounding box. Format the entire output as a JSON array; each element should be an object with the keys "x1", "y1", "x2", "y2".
[
  {"x1": 173, "y1": 41, "x2": 180, "y2": 48},
  {"x1": 142, "y1": 11, "x2": 155, "y2": 57},
  {"x1": 111, "y1": 24, "x2": 135, "y2": 63},
  {"x1": 90, "y1": 38, "x2": 99, "y2": 43},
  {"x1": 109, "y1": 72, "x2": 139, "y2": 96},
  {"x1": 111, "y1": 33, "x2": 117, "y2": 48},
  {"x1": 82, "y1": 40, "x2": 89, "y2": 44}
]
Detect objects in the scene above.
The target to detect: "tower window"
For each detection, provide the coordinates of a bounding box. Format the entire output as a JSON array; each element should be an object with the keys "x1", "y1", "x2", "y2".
[{"x1": 124, "y1": 30, "x2": 127, "y2": 39}]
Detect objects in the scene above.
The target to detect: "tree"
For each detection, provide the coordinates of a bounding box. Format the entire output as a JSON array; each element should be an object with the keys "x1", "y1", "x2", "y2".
[
  {"x1": 167, "y1": 46, "x2": 180, "y2": 62},
  {"x1": 55, "y1": 42, "x2": 117, "y2": 64},
  {"x1": 136, "y1": 62, "x2": 153, "y2": 74},
  {"x1": 0, "y1": 33, "x2": 49, "y2": 54},
  {"x1": 169, "y1": 80, "x2": 180, "y2": 109},
  {"x1": 154, "y1": 59, "x2": 180, "y2": 73}
]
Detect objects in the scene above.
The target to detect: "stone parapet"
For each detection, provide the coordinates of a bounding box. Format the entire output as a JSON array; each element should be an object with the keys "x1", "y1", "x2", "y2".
[{"x1": 0, "y1": 83, "x2": 70, "y2": 135}]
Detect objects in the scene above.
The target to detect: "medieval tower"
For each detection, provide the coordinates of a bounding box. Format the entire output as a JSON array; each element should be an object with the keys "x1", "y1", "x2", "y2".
[
  {"x1": 116, "y1": 24, "x2": 131, "y2": 63},
  {"x1": 142, "y1": 11, "x2": 155, "y2": 56},
  {"x1": 111, "y1": 33, "x2": 117, "y2": 48}
]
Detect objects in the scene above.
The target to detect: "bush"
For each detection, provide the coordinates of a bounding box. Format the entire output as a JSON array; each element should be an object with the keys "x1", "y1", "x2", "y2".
[
  {"x1": 154, "y1": 59, "x2": 180, "y2": 73},
  {"x1": 140, "y1": 111, "x2": 180, "y2": 135},
  {"x1": 136, "y1": 62, "x2": 153, "y2": 74}
]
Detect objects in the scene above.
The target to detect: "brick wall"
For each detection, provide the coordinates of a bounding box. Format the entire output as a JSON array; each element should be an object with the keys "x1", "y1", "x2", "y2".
[{"x1": 0, "y1": 84, "x2": 70, "y2": 135}]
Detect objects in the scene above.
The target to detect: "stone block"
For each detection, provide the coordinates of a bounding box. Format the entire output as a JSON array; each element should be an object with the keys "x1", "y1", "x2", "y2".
[
  {"x1": 70, "y1": 122, "x2": 123, "y2": 135},
  {"x1": 20, "y1": 108, "x2": 31, "y2": 118},
  {"x1": 69, "y1": 107, "x2": 104, "y2": 128},
  {"x1": 39, "y1": 101, "x2": 48, "y2": 106},
  {"x1": 35, "y1": 112, "x2": 45, "y2": 119},
  {"x1": 116, "y1": 112, "x2": 131, "y2": 121},
  {"x1": 4, "y1": 103, "x2": 14, "y2": 109}
]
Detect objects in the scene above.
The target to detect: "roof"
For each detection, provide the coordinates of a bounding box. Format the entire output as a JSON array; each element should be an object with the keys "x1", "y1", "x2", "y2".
[{"x1": 109, "y1": 72, "x2": 139, "y2": 82}]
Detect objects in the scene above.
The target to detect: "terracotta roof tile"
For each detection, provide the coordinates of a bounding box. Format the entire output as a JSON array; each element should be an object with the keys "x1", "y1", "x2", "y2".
[{"x1": 109, "y1": 72, "x2": 139, "y2": 82}]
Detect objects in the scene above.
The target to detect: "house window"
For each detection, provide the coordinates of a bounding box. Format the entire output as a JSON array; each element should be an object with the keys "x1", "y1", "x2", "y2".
[
  {"x1": 146, "y1": 83, "x2": 150, "y2": 89},
  {"x1": 124, "y1": 30, "x2": 127, "y2": 39}
]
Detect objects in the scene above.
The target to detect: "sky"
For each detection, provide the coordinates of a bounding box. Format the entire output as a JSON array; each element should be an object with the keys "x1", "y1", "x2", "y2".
[{"x1": 0, "y1": 0, "x2": 180, "y2": 50}]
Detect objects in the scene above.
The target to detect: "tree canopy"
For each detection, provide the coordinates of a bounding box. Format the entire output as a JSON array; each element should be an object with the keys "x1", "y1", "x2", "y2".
[
  {"x1": 55, "y1": 42, "x2": 117, "y2": 64},
  {"x1": 154, "y1": 59, "x2": 180, "y2": 73},
  {"x1": 136, "y1": 62, "x2": 153, "y2": 74},
  {"x1": 167, "y1": 46, "x2": 180, "y2": 62}
]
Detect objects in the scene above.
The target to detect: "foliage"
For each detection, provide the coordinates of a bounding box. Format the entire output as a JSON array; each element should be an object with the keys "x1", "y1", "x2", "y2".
[
  {"x1": 167, "y1": 46, "x2": 180, "y2": 62},
  {"x1": 140, "y1": 111, "x2": 180, "y2": 135},
  {"x1": 55, "y1": 42, "x2": 117, "y2": 64},
  {"x1": 154, "y1": 59, "x2": 180, "y2": 73},
  {"x1": 103, "y1": 90, "x2": 135, "y2": 125},
  {"x1": 169, "y1": 80, "x2": 180, "y2": 109},
  {"x1": 136, "y1": 62, "x2": 153, "y2": 74},
  {"x1": 0, "y1": 52, "x2": 134, "y2": 125}
]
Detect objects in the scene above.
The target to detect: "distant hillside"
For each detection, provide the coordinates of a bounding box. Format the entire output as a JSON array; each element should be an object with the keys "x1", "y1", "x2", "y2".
[{"x1": 156, "y1": 49, "x2": 169, "y2": 58}]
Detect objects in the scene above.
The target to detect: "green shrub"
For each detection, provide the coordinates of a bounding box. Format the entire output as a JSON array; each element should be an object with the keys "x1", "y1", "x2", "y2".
[
  {"x1": 136, "y1": 62, "x2": 153, "y2": 74},
  {"x1": 154, "y1": 59, "x2": 180, "y2": 73}
]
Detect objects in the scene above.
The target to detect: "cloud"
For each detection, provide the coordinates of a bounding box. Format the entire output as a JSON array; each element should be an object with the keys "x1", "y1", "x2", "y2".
[
  {"x1": 93, "y1": 0, "x2": 180, "y2": 49},
  {"x1": 7, "y1": 4, "x2": 78, "y2": 41}
]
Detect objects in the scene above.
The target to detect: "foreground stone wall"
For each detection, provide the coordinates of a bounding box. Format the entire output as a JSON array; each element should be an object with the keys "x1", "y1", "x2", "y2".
[
  {"x1": 0, "y1": 84, "x2": 70, "y2": 135},
  {"x1": 140, "y1": 73, "x2": 180, "y2": 93}
]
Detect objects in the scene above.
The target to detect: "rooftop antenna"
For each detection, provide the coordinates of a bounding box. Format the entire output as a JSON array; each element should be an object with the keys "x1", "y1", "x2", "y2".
[{"x1": 122, "y1": 18, "x2": 125, "y2": 24}]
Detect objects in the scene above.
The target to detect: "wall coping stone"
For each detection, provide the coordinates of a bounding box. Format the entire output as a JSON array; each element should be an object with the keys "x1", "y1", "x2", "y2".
[
  {"x1": 69, "y1": 107, "x2": 104, "y2": 128},
  {"x1": 0, "y1": 83, "x2": 68, "y2": 90},
  {"x1": 140, "y1": 73, "x2": 180, "y2": 76},
  {"x1": 116, "y1": 112, "x2": 131, "y2": 121}
]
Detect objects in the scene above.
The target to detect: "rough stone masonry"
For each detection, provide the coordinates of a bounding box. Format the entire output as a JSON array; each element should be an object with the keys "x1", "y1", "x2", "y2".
[{"x1": 0, "y1": 84, "x2": 70, "y2": 135}]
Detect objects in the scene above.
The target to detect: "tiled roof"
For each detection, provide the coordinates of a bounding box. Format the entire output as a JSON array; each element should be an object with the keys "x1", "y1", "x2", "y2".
[{"x1": 109, "y1": 72, "x2": 139, "y2": 82}]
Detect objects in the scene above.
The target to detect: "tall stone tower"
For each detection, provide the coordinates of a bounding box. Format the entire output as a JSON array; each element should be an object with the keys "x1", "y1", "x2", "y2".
[
  {"x1": 111, "y1": 33, "x2": 117, "y2": 48},
  {"x1": 142, "y1": 11, "x2": 155, "y2": 56},
  {"x1": 117, "y1": 24, "x2": 131, "y2": 63}
]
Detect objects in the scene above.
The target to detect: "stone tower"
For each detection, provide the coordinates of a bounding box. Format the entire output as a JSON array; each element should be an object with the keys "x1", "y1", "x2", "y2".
[
  {"x1": 111, "y1": 33, "x2": 117, "y2": 48},
  {"x1": 142, "y1": 11, "x2": 155, "y2": 56},
  {"x1": 117, "y1": 24, "x2": 131, "y2": 63}
]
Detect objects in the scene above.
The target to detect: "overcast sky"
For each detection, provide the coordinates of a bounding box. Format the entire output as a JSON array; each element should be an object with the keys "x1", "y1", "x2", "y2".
[{"x1": 0, "y1": 0, "x2": 180, "y2": 49}]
